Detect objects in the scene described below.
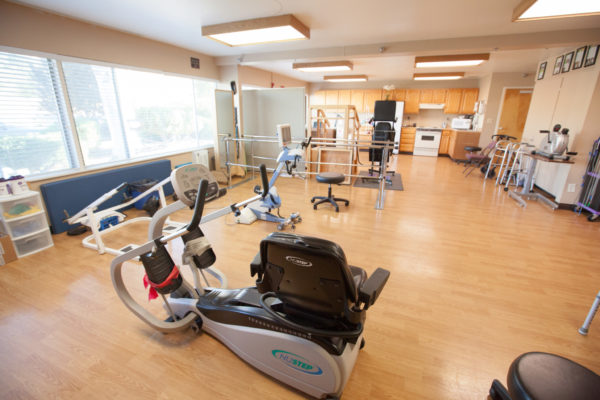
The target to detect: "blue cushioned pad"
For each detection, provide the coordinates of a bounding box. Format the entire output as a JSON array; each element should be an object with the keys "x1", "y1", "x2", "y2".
[{"x1": 40, "y1": 160, "x2": 173, "y2": 234}]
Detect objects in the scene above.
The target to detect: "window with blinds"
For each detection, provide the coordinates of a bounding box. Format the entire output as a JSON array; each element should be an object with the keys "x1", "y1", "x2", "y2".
[
  {"x1": 0, "y1": 52, "x2": 77, "y2": 177},
  {"x1": 0, "y1": 51, "x2": 217, "y2": 177}
]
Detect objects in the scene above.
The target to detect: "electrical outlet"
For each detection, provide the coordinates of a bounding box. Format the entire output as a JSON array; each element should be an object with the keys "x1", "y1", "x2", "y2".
[{"x1": 567, "y1": 184, "x2": 576, "y2": 193}]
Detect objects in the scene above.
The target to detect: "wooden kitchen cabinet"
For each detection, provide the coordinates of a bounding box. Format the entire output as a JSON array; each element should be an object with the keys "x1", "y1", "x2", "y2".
[
  {"x1": 432, "y1": 89, "x2": 446, "y2": 103},
  {"x1": 444, "y1": 89, "x2": 462, "y2": 114},
  {"x1": 325, "y1": 90, "x2": 339, "y2": 106},
  {"x1": 439, "y1": 129, "x2": 452, "y2": 154},
  {"x1": 459, "y1": 88, "x2": 479, "y2": 114},
  {"x1": 419, "y1": 89, "x2": 433, "y2": 103},
  {"x1": 399, "y1": 127, "x2": 416, "y2": 153},
  {"x1": 311, "y1": 90, "x2": 326, "y2": 106},
  {"x1": 393, "y1": 89, "x2": 406, "y2": 102},
  {"x1": 363, "y1": 89, "x2": 383, "y2": 114},
  {"x1": 337, "y1": 90, "x2": 351, "y2": 105},
  {"x1": 351, "y1": 90, "x2": 364, "y2": 112},
  {"x1": 404, "y1": 89, "x2": 420, "y2": 114},
  {"x1": 448, "y1": 130, "x2": 480, "y2": 160}
]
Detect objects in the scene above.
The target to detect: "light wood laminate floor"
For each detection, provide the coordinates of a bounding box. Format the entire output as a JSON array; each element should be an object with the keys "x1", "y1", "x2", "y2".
[{"x1": 1, "y1": 155, "x2": 599, "y2": 399}]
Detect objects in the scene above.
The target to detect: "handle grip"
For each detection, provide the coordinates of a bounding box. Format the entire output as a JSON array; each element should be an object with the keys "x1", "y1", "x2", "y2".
[
  {"x1": 185, "y1": 179, "x2": 208, "y2": 231},
  {"x1": 259, "y1": 164, "x2": 269, "y2": 198}
]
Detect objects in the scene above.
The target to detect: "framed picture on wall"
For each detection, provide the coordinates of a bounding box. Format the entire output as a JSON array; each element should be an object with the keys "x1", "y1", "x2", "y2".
[
  {"x1": 537, "y1": 61, "x2": 547, "y2": 80},
  {"x1": 584, "y1": 45, "x2": 599, "y2": 67},
  {"x1": 562, "y1": 52, "x2": 574, "y2": 73},
  {"x1": 573, "y1": 46, "x2": 587, "y2": 70},
  {"x1": 553, "y1": 55, "x2": 563, "y2": 75}
]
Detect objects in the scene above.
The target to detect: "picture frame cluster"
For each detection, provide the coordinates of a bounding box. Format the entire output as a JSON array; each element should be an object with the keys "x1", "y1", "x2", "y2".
[{"x1": 537, "y1": 44, "x2": 598, "y2": 80}]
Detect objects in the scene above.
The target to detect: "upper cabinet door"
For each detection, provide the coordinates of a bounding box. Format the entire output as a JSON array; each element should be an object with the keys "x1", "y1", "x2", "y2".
[
  {"x1": 311, "y1": 91, "x2": 326, "y2": 106},
  {"x1": 394, "y1": 89, "x2": 406, "y2": 102},
  {"x1": 459, "y1": 88, "x2": 479, "y2": 114},
  {"x1": 325, "y1": 90, "x2": 339, "y2": 106},
  {"x1": 419, "y1": 89, "x2": 433, "y2": 103},
  {"x1": 351, "y1": 90, "x2": 365, "y2": 112},
  {"x1": 432, "y1": 89, "x2": 447, "y2": 103},
  {"x1": 404, "y1": 89, "x2": 421, "y2": 114},
  {"x1": 338, "y1": 90, "x2": 351, "y2": 105},
  {"x1": 363, "y1": 89, "x2": 383, "y2": 114},
  {"x1": 444, "y1": 89, "x2": 462, "y2": 114}
]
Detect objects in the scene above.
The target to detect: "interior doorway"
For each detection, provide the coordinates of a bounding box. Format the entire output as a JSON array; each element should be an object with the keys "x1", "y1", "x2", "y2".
[{"x1": 496, "y1": 88, "x2": 533, "y2": 141}]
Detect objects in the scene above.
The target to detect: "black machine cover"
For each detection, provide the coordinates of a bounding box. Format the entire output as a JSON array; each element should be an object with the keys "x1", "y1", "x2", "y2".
[{"x1": 254, "y1": 233, "x2": 359, "y2": 316}]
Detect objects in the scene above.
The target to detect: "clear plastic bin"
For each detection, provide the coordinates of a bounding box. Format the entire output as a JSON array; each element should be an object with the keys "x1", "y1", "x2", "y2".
[
  {"x1": 13, "y1": 229, "x2": 52, "y2": 257},
  {"x1": 9, "y1": 213, "x2": 47, "y2": 238}
]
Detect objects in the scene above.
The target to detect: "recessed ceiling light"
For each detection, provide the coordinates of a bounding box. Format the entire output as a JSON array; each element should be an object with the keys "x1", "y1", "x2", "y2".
[
  {"x1": 413, "y1": 72, "x2": 465, "y2": 81},
  {"x1": 513, "y1": 0, "x2": 600, "y2": 21},
  {"x1": 202, "y1": 14, "x2": 309, "y2": 46},
  {"x1": 293, "y1": 61, "x2": 353, "y2": 72},
  {"x1": 323, "y1": 75, "x2": 368, "y2": 82},
  {"x1": 415, "y1": 54, "x2": 490, "y2": 68}
]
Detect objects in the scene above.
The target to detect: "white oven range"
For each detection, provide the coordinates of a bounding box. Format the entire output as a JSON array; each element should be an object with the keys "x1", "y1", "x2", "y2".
[{"x1": 414, "y1": 128, "x2": 442, "y2": 157}]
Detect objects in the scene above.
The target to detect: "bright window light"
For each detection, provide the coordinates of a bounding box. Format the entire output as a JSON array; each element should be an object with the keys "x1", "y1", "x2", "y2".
[
  {"x1": 208, "y1": 26, "x2": 306, "y2": 46},
  {"x1": 416, "y1": 60, "x2": 485, "y2": 68},
  {"x1": 514, "y1": 0, "x2": 600, "y2": 21},
  {"x1": 414, "y1": 54, "x2": 489, "y2": 68},
  {"x1": 323, "y1": 75, "x2": 368, "y2": 82},
  {"x1": 413, "y1": 73, "x2": 464, "y2": 81},
  {"x1": 203, "y1": 14, "x2": 310, "y2": 46},
  {"x1": 293, "y1": 61, "x2": 353, "y2": 72}
]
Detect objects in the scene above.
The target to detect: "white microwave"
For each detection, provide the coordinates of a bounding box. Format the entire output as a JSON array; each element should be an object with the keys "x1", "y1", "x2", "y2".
[{"x1": 451, "y1": 118, "x2": 472, "y2": 130}]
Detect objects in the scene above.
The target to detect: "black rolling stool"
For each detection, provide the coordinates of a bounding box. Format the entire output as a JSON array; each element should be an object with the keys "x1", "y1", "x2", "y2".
[
  {"x1": 311, "y1": 172, "x2": 349, "y2": 212},
  {"x1": 461, "y1": 145, "x2": 482, "y2": 165},
  {"x1": 490, "y1": 352, "x2": 600, "y2": 400}
]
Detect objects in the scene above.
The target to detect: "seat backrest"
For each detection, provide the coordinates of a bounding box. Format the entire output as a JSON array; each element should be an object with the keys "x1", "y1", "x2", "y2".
[
  {"x1": 374, "y1": 100, "x2": 396, "y2": 122},
  {"x1": 255, "y1": 232, "x2": 358, "y2": 316}
]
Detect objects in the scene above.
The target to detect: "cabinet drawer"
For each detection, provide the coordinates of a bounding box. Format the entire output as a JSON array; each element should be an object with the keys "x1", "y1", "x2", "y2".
[
  {"x1": 399, "y1": 144, "x2": 414, "y2": 152},
  {"x1": 1, "y1": 193, "x2": 43, "y2": 220},
  {"x1": 8, "y1": 213, "x2": 47, "y2": 238},
  {"x1": 13, "y1": 229, "x2": 53, "y2": 257},
  {"x1": 400, "y1": 137, "x2": 415, "y2": 144}
]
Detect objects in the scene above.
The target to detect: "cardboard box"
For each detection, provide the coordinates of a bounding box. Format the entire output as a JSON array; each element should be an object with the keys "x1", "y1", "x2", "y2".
[{"x1": 0, "y1": 234, "x2": 18, "y2": 265}]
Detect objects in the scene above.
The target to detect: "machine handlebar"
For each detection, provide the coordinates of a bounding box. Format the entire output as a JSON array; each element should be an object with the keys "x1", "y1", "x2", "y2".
[
  {"x1": 259, "y1": 164, "x2": 269, "y2": 198},
  {"x1": 185, "y1": 179, "x2": 208, "y2": 233}
]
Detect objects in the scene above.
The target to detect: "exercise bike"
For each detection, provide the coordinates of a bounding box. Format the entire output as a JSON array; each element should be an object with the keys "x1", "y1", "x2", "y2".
[
  {"x1": 111, "y1": 164, "x2": 390, "y2": 399},
  {"x1": 237, "y1": 124, "x2": 308, "y2": 230}
]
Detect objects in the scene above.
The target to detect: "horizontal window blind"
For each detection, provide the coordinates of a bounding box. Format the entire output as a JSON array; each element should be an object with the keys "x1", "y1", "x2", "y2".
[{"x1": 0, "y1": 52, "x2": 76, "y2": 177}]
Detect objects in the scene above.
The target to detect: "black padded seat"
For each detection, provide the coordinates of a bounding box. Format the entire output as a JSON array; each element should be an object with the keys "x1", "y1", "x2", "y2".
[
  {"x1": 490, "y1": 352, "x2": 600, "y2": 400},
  {"x1": 316, "y1": 172, "x2": 345, "y2": 184},
  {"x1": 464, "y1": 146, "x2": 482, "y2": 153},
  {"x1": 350, "y1": 266, "x2": 367, "y2": 289},
  {"x1": 312, "y1": 172, "x2": 349, "y2": 212}
]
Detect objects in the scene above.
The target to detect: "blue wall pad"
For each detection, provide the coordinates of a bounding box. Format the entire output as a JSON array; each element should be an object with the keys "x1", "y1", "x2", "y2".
[{"x1": 40, "y1": 160, "x2": 173, "y2": 234}]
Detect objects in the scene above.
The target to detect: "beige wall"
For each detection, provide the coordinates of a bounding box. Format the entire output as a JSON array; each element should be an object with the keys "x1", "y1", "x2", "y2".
[
  {"x1": 523, "y1": 45, "x2": 600, "y2": 203},
  {"x1": 478, "y1": 72, "x2": 536, "y2": 146},
  {"x1": 237, "y1": 65, "x2": 308, "y2": 89},
  {"x1": 0, "y1": 1, "x2": 218, "y2": 79}
]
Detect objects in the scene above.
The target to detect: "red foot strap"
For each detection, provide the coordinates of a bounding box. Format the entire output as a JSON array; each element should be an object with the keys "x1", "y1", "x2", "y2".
[{"x1": 143, "y1": 265, "x2": 180, "y2": 301}]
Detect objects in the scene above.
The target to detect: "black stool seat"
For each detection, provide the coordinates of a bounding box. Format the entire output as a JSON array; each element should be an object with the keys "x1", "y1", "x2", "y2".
[
  {"x1": 316, "y1": 172, "x2": 345, "y2": 184},
  {"x1": 490, "y1": 352, "x2": 600, "y2": 400},
  {"x1": 464, "y1": 146, "x2": 482, "y2": 152},
  {"x1": 312, "y1": 172, "x2": 349, "y2": 212}
]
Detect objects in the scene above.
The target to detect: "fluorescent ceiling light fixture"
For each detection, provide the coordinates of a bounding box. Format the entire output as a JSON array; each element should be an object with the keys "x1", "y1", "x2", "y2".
[
  {"x1": 323, "y1": 75, "x2": 368, "y2": 82},
  {"x1": 293, "y1": 61, "x2": 353, "y2": 72},
  {"x1": 202, "y1": 14, "x2": 309, "y2": 46},
  {"x1": 415, "y1": 54, "x2": 490, "y2": 68},
  {"x1": 513, "y1": 0, "x2": 600, "y2": 21},
  {"x1": 413, "y1": 72, "x2": 464, "y2": 81}
]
